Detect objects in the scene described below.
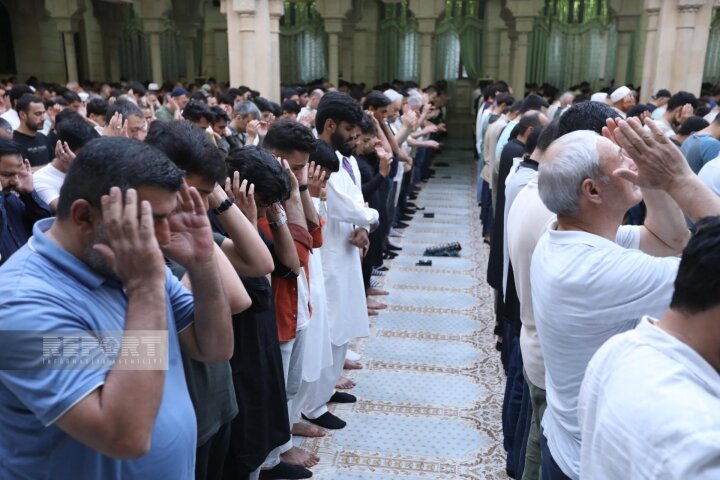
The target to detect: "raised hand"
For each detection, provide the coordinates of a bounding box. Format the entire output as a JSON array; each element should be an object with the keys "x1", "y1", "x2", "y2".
[
  {"x1": 266, "y1": 202, "x2": 286, "y2": 223},
  {"x1": 102, "y1": 112, "x2": 128, "y2": 138},
  {"x1": 55, "y1": 140, "x2": 76, "y2": 169},
  {"x1": 226, "y1": 172, "x2": 258, "y2": 226},
  {"x1": 402, "y1": 110, "x2": 418, "y2": 129},
  {"x1": 92, "y1": 187, "x2": 166, "y2": 289},
  {"x1": 281, "y1": 158, "x2": 300, "y2": 195},
  {"x1": 257, "y1": 120, "x2": 270, "y2": 137},
  {"x1": 375, "y1": 146, "x2": 393, "y2": 177},
  {"x1": 163, "y1": 183, "x2": 215, "y2": 267},
  {"x1": 607, "y1": 117, "x2": 691, "y2": 191},
  {"x1": 16, "y1": 158, "x2": 34, "y2": 194},
  {"x1": 208, "y1": 183, "x2": 229, "y2": 210},
  {"x1": 246, "y1": 120, "x2": 259, "y2": 140},
  {"x1": 307, "y1": 161, "x2": 327, "y2": 198}
]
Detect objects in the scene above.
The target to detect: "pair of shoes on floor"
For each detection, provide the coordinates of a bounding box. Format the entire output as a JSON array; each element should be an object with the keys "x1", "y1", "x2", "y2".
[
  {"x1": 369, "y1": 278, "x2": 382, "y2": 288},
  {"x1": 387, "y1": 244, "x2": 402, "y2": 252},
  {"x1": 416, "y1": 259, "x2": 432, "y2": 266},
  {"x1": 260, "y1": 462, "x2": 312, "y2": 479},
  {"x1": 389, "y1": 228, "x2": 405, "y2": 238},
  {"x1": 303, "y1": 411, "x2": 347, "y2": 430},
  {"x1": 424, "y1": 242, "x2": 462, "y2": 257},
  {"x1": 383, "y1": 251, "x2": 398, "y2": 260},
  {"x1": 371, "y1": 267, "x2": 385, "y2": 276},
  {"x1": 395, "y1": 221, "x2": 409, "y2": 229}
]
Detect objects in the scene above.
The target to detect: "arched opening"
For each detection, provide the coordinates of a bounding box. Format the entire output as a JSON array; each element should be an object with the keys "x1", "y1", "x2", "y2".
[{"x1": 0, "y1": 2, "x2": 17, "y2": 75}]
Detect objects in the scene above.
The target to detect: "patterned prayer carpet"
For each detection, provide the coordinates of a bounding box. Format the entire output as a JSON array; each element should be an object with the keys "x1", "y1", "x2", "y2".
[{"x1": 299, "y1": 140, "x2": 509, "y2": 479}]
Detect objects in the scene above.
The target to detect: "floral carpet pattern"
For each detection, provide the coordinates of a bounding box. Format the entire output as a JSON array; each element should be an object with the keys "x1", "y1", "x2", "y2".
[{"x1": 300, "y1": 142, "x2": 509, "y2": 479}]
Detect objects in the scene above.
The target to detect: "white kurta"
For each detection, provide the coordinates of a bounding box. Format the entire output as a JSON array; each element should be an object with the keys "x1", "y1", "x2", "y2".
[
  {"x1": 301, "y1": 198, "x2": 334, "y2": 382},
  {"x1": 322, "y1": 153, "x2": 379, "y2": 346}
]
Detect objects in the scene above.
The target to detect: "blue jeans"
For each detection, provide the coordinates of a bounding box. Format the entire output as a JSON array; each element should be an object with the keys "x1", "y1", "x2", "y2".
[
  {"x1": 541, "y1": 434, "x2": 572, "y2": 480},
  {"x1": 502, "y1": 327, "x2": 527, "y2": 477}
]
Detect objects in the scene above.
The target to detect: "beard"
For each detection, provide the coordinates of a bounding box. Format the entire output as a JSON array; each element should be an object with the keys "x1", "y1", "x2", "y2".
[
  {"x1": 84, "y1": 224, "x2": 121, "y2": 281},
  {"x1": 331, "y1": 130, "x2": 354, "y2": 157}
]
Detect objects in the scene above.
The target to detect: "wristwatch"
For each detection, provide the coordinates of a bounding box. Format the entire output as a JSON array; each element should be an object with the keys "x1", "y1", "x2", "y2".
[
  {"x1": 299, "y1": 184, "x2": 309, "y2": 192},
  {"x1": 213, "y1": 197, "x2": 235, "y2": 215},
  {"x1": 269, "y1": 217, "x2": 288, "y2": 229}
]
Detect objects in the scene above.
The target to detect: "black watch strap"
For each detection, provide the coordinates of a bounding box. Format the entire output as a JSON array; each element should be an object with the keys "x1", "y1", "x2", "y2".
[
  {"x1": 299, "y1": 184, "x2": 309, "y2": 192},
  {"x1": 213, "y1": 197, "x2": 235, "y2": 215}
]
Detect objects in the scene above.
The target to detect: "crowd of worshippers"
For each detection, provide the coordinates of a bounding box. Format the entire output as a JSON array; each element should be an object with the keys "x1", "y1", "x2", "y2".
[
  {"x1": 476, "y1": 80, "x2": 720, "y2": 480},
  {"x1": 0, "y1": 78, "x2": 447, "y2": 480}
]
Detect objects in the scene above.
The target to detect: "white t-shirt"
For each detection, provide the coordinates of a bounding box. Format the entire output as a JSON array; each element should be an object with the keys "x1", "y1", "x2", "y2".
[
  {"x1": 579, "y1": 317, "x2": 720, "y2": 480},
  {"x1": 505, "y1": 175, "x2": 554, "y2": 389},
  {"x1": 531, "y1": 223, "x2": 680, "y2": 479},
  {"x1": 698, "y1": 156, "x2": 720, "y2": 196},
  {"x1": 0, "y1": 109, "x2": 19, "y2": 130},
  {"x1": 295, "y1": 269, "x2": 310, "y2": 331},
  {"x1": 655, "y1": 118, "x2": 675, "y2": 138},
  {"x1": 33, "y1": 163, "x2": 66, "y2": 207}
]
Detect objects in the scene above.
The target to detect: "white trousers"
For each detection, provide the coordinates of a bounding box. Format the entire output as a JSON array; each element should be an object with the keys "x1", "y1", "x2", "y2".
[{"x1": 296, "y1": 342, "x2": 348, "y2": 419}]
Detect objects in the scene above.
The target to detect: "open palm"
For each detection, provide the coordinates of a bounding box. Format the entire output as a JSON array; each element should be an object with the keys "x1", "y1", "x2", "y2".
[{"x1": 163, "y1": 185, "x2": 215, "y2": 266}]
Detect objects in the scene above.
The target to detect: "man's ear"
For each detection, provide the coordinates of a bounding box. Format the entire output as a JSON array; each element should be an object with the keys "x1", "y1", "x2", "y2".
[
  {"x1": 324, "y1": 118, "x2": 336, "y2": 134},
  {"x1": 70, "y1": 199, "x2": 99, "y2": 237},
  {"x1": 581, "y1": 178, "x2": 602, "y2": 205}
]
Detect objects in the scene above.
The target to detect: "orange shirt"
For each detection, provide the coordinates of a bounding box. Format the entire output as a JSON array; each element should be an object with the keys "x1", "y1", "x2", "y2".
[{"x1": 258, "y1": 218, "x2": 323, "y2": 342}]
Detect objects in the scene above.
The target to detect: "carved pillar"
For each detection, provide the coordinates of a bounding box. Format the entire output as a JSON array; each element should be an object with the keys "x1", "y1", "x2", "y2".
[
  {"x1": 614, "y1": 16, "x2": 638, "y2": 86},
  {"x1": 639, "y1": 0, "x2": 661, "y2": 102},
  {"x1": 56, "y1": 19, "x2": 80, "y2": 83},
  {"x1": 510, "y1": 18, "x2": 533, "y2": 96},
  {"x1": 418, "y1": 18, "x2": 434, "y2": 88}
]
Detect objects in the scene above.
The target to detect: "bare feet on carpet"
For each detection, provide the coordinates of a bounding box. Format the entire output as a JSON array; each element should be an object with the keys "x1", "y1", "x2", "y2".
[
  {"x1": 368, "y1": 308, "x2": 379, "y2": 316},
  {"x1": 292, "y1": 421, "x2": 326, "y2": 437},
  {"x1": 335, "y1": 374, "x2": 356, "y2": 389},
  {"x1": 366, "y1": 298, "x2": 387, "y2": 309},
  {"x1": 344, "y1": 359, "x2": 363, "y2": 370},
  {"x1": 280, "y1": 446, "x2": 319, "y2": 468},
  {"x1": 367, "y1": 287, "x2": 389, "y2": 296}
]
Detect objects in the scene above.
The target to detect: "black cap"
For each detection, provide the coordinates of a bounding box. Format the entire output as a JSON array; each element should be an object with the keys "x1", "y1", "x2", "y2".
[{"x1": 653, "y1": 89, "x2": 671, "y2": 99}]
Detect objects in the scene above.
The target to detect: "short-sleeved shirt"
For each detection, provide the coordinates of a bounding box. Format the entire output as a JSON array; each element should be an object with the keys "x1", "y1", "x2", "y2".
[
  {"x1": 579, "y1": 317, "x2": 720, "y2": 480},
  {"x1": 33, "y1": 162, "x2": 66, "y2": 206},
  {"x1": 698, "y1": 156, "x2": 720, "y2": 195},
  {"x1": 680, "y1": 133, "x2": 720, "y2": 174},
  {"x1": 13, "y1": 130, "x2": 51, "y2": 167},
  {"x1": 531, "y1": 223, "x2": 680, "y2": 479},
  {"x1": 0, "y1": 218, "x2": 197, "y2": 479}
]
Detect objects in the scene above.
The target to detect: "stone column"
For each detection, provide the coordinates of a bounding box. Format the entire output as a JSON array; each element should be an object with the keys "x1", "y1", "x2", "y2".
[
  {"x1": 178, "y1": 27, "x2": 199, "y2": 82},
  {"x1": 325, "y1": 18, "x2": 342, "y2": 87},
  {"x1": 223, "y1": 0, "x2": 256, "y2": 88},
  {"x1": 614, "y1": 16, "x2": 637, "y2": 86},
  {"x1": 418, "y1": 18, "x2": 435, "y2": 88},
  {"x1": 497, "y1": 28, "x2": 511, "y2": 82},
  {"x1": 672, "y1": 0, "x2": 712, "y2": 95},
  {"x1": 56, "y1": 19, "x2": 80, "y2": 83},
  {"x1": 268, "y1": 0, "x2": 284, "y2": 101},
  {"x1": 512, "y1": 18, "x2": 534, "y2": 96},
  {"x1": 639, "y1": 1, "x2": 661, "y2": 102}
]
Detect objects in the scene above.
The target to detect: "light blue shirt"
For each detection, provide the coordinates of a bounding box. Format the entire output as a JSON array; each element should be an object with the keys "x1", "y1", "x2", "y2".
[
  {"x1": 495, "y1": 119, "x2": 519, "y2": 161},
  {"x1": 0, "y1": 218, "x2": 197, "y2": 479}
]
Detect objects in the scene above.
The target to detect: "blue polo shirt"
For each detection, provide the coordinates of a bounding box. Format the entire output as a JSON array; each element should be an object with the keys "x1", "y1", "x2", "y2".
[{"x1": 0, "y1": 218, "x2": 197, "y2": 479}]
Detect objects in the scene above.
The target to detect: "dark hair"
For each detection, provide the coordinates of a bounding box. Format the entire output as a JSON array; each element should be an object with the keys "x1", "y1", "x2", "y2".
[
  {"x1": 263, "y1": 120, "x2": 317, "y2": 154},
  {"x1": 281, "y1": 87, "x2": 298, "y2": 101},
  {"x1": 225, "y1": 146, "x2": 291, "y2": 205},
  {"x1": 520, "y1": 93, "x2": 550, "y2": 113},
  {"x1": 105, "y1": 100, "x2": 143, "y2": 124},
  {"x1": 45, "y1": 96, "x2": 68, "y2": 109},
  {"x1": 0, "y1": 137, "x2": 22, "y2": 156},
  {"x1": 536, "y1": 118, "x2": 561, "y2": 152},
  {"x1": 677, "y1": 116, "x2": 709, "y2": 136},
  {"x1": 16, "y1": 95, "x2": 43, "y2": 114},
  {"x1": 281, "y1": 99, "x2": 301, "y2": 115},
  {"x1": 62, "y1": 91, "x2": 82, "y2": 105},
  {"x1": 525, "y1": 125, "x2": 544, "y2": 154},
  {"x1": 495, "y1": 92, "x2": 515, "y2": 107},
  {"x1": 667, "y1": 91, "x2": 698, "y2": 112},
  {"x1": 270, "y1": 101, "x2": 282, "y2": 117},
  {"x1": 694, "y1": 105, "x2": 711, "y2": 118},
  {"x1": 86, "y1": 97, "x2": 108, "y2": 117},
  {"x1": 145, "y1": 120, "x2": 225, "y2": 185},
  {"x1": 362, "y1": 91, "x2": 391, "y2": 110},
  {"x1": 670, "y1": 216, "x2": 720, "y2": 314},
  {"x1": 309, "y1": 140, "x2": 340, "y2": 173},
  {"x1": 627, "y1": 104, "x2": 650, "y2": 119},
  {"x1": 189, "y1": 90, "x2": 208, "y2": 103},
  {"x1": 507, "y1": 100, "x2": 523, "y2": 115},
  {"x1": 210, "y1": 106, "x2": 230, "y2": 123},
  {"x1": 217, "y1": 93, "x2": 235, "y2": 106},
  {"x1": 358, "y1": 112, "x2": 377, "y2": 135},
  {"x1": 253, "y1": 96, "x2": 273, "y2": 113},
  {"x1": 316, "y1": 91, "x2": 363, "y2": 134},
  {"x1": 182, "y1": 100, "x2": 216, "y2": 124},
  {"x1": 56, "y1": 137, "x2": 184, "y2": 219},
  {"x1": 558, "y1": 101, "x2": 620, "y2": 136},
  {"x1": 9, "y1": 85, "x2": 33, "y2": 108},
  {"x1": 510, "y1": 112, "x2": 543, "y2": 140},
  {"x1": 128, "y1": 81, "x2": 146, "y2": 97},
  {"x1": 56, "y1": 112, "x2": 99, "y2": 151}
]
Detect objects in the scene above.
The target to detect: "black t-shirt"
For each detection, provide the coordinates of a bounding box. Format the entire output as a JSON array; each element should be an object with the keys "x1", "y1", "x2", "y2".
[{"x1": 13, "y1": 131, "x2": 51, "y2": 167}]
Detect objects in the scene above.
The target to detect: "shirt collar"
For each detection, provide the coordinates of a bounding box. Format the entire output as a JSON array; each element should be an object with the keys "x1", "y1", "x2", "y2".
[
  {"x1": 546, "y1": 221, "x2": 619, "y2": 249},
  {"x1": 637, "y1": 317, "x2": 720, "y2": 397},
  {"x1": 28, "y1": 218, "x2": 107, "y2": 290}
]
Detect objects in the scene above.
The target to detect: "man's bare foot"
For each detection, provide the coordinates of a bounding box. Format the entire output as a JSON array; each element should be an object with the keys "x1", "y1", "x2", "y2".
[
  {"x1": 335, "y1": 374, "x2": 356, "y2": 389},
  {"x1": 344, "y1": 359, "x2": 363, "y2": 370},
  {"x1": 366, "y1": 298, "x2": 387, "y2": 309},
  {"x1": 367, "y1": 287, "x2": 389, "y2": 296},
  {"x1": 292, "y1": 421, "x2": 326, "y2": 437},
  {"x1": 280, "y1": 446, "x2": 319, "y2": 468},
  {"x1": 368, "y1": 308, "x2": 379, "y2": 316}
]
